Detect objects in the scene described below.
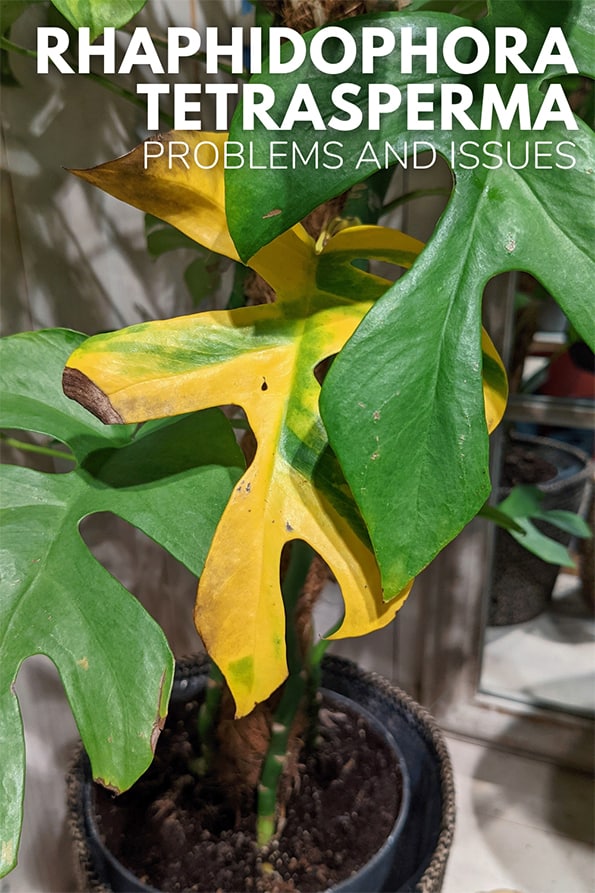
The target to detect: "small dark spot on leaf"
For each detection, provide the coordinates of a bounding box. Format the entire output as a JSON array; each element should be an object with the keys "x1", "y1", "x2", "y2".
[
  {"x1": 261, "y1": 379, "x2": 268, "y2": 391},
  {"x1": 285, "y1": 521, "x2": 294, "y2": 532}
]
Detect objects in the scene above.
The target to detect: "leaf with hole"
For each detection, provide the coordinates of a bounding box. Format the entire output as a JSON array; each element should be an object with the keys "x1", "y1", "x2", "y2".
[
  {"x1": 0, "y1": 329, "x2": 243, "y2": 877},
  {"x1": 63, "y1": 132, "x2": 507, "y2": 716},
  {"x1": 225, "y1": 1, "x2": 592, "y2": 593}
]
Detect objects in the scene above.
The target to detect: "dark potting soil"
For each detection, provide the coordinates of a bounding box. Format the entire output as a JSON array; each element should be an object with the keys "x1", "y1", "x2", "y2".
[
  {"x1": 501, "y1": 443, "x2": 557, "y2": 488},
  {"x1": 94, "y1": 696, "x2": 402, "y2": 893}
]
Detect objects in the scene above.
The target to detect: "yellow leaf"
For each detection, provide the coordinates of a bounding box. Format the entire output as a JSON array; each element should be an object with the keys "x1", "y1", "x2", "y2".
[
  {"x1": 65, "y1": 133, "x2": 507, "y2": 716},
  {"x1": 65, "y1": 221, "x2": 418, "y2": 715},
  {"x1": 71, "y1": 132, "x2": 239, "y2": 261},
  {"x1": 481, "y1": 328, "x2": 508, "y2": 433}
]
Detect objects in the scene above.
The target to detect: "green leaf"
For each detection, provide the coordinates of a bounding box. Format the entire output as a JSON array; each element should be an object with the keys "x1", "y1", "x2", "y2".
[
  {"x1": 227, "y1": 2, "x2": 594, "y2": 348},
  {"x1": 0, "y1": 329, "x2": 244, "y2": 877},
  {"x1": 145, "y1": 215, "x2": 200, "y2": 257},
  {"x1": 0, "y1": 328, "x2": 135, "y2": 461},
  {"x1": 407, "y1": 0, "x2": 486, "y2": 14},
  {"x1": 495, "y1": 484, "x2": 591, "y2": 564},
  {"x1": 498, "y1": 484, "x2": 591, "y2": 535},
  {"x1": 479, "y1": 503, "x2": 525, "y2": 533},
  {"x1": 227, "y1": 1, "x2": 594, "y2": 592},
  {"x1": 498, "y1": 483, "x2": 546, "y2": 517},
  {"x1": 321, "y1": 254, "x2": 497, "y2": 593},
  {"x1": 506, "y1": 516, "x2": 575, "y2": 566},
  {"x1": 50, "y1": 0, "x2": 147, "y2": 41},
  {"x1": 553, "y1": 0, "x2": 595, "y2": 76},
  {"x1": 534, "y1": 509, "x2": 591, "y2": 539},
  {"x1": 226, "y1": 10, "x2": 460, "y2": 261},
  {"x1": 183, "y1": 254, "x2": 224, "y2": 306}
]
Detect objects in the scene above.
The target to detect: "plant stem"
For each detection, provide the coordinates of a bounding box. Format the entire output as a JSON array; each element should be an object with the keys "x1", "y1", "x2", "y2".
[
  {"x1": 0, "y1": 35, "x2": 36, "y2": 59},
  {"x1": 226, "y1": 263, "x2": 249, "y2": 310},
  {"x1": 87, "y1": 70, "x2": 174, "y2": 126},
  {"x1": 257, "y1": 671, "x2": 306, "y2": 845},
  {"x1": 302, "y1": 616, "x2": 339, "y2": 750},
  {"x1": 0, "y1": 37, "x2": 173, "y2": 128},
  {"x1": 193, "y1": 660, "x2": 225, "y2": 775},
  {"x1": 0, "y1": 433, "x2": 75, "y2": 463},
  {"x1": 306, "y1": 634, "x2": 330, "y2": 697},
  {"x1": 282, "y1": 541, "x2": 315, "y2": 676},
  {"x1": 479, "y1": 502, "x2": 525, "y2": 534},
  {"x1": 382, "y1": 187, "x2": 451, "y2": 215},
  {"x1": 256, "y1": 540, "x2": 314, "y2": 846}
]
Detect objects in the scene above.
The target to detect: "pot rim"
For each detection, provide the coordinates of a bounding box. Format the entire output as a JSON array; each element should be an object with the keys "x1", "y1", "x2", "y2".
[
  {"x1": 502, "y1": 431, "x2": 592, "y2": 496},
  {"x1": 323, "y1": 688, "x2": 411, "y2": 893}
]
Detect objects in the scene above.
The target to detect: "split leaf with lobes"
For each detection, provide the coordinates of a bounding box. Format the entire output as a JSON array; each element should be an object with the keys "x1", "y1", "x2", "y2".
[
  {"x1": 226, "y1": 0, "x2": 594, "y2": 596},
  {"x1": 63, "y1": 131, "x2": 507, "y2": 717},
  {"x1": 0, "y1": 328, "x2": 244, "y2": 877}
]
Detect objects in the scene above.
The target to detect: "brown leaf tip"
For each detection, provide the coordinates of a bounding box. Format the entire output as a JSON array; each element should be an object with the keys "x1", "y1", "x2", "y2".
[
  {"x1": 151, "y1": 714, "x2": 166, "y2": 754},
  {"x1": 63, "y1": 367, "x2": 124, "y2": 424},
  {"x1": 94, "y1": 777, "x2": 121, "y2": 795},
  {"x1": 151, "y1": 668, "x2": 169, "y2": 754}
]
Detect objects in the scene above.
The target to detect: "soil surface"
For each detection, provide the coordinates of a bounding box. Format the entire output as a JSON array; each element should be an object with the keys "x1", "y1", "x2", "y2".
[
  {"x1": 501, "y1": 443, "x2": 557, "y2": 488},
  {"x1": 94, "y1": 695, "x2": 402, "y2": 892}
]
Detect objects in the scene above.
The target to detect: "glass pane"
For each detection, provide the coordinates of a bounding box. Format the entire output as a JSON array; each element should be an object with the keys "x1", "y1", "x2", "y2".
[{"x1": 480, "y1": 279, "x2": 594, "y2": 718}]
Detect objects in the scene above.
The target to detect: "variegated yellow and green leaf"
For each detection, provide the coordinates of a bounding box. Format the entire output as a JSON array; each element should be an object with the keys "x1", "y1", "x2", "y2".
[
  {"x1": 64, "y1": 223, "x2": 417, "y2": 716},
  {"x1": 70, "y1": 132, "x2": 240, "y2": 261},
  {"x1": 65, "y1": 132, "x2": 508, "y2": 717}
]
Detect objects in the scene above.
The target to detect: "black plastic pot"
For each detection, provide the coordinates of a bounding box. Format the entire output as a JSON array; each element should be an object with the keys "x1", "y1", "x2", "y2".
[
  {"x1": 489, "y1": 432, "x2": 592, "y2": 626},
  {"x1": 67, "y1": 655, "x2": 455, "y2": 893}
]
